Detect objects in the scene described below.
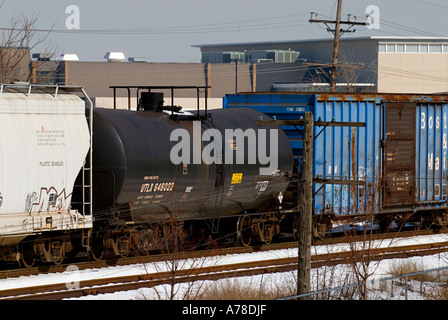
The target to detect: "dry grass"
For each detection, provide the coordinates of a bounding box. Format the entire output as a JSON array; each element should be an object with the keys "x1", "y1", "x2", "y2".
[
  {"x1": 189, "y1": 278, "x2": 295, "y2": 300},
  {"x1": 134, "y1": 275, "x2": 297, "y2": 300},
  {"x1": 388, "y1": 260, "x2": 437, "y2": 282},
  {"x1": 425, "y1": 284, "x2": 448, "y2": 300}
]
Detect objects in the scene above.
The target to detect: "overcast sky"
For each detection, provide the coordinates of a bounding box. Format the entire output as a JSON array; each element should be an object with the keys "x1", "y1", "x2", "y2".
[{"x1": 1, "y1": 0, "x2": 447, "y2": 62}]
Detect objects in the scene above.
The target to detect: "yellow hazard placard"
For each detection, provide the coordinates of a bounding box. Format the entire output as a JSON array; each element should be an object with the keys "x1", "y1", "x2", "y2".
[{"x1": 231, "y1": 173, "x2": 243, "y2": 184}]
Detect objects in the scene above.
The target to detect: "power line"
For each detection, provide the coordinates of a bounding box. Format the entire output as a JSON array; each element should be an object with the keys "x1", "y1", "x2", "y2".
[
  {"x1": 309, "y1": 0, "x2": 367, "y2": 91},
  {"x1": 411, "y1": 0, "x2": 448, "y2": 9},
  {"x1": 0, "y1": 12, "x2": 311, "y2": 35},
  {"x1": 379, "y1": 19, "x2": 448, "y2": 38}
]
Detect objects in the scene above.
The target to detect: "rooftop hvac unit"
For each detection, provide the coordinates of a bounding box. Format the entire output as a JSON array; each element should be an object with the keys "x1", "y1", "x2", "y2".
[
  {"x1": 61, "y1": 53, "x2": 79, "y2": 61},
  {"x1": 128, "y1": 57, "x2": 147, "y2": 62},
  {"x1": 104, "y1": 52, "x2": 125, "y2": 62}
]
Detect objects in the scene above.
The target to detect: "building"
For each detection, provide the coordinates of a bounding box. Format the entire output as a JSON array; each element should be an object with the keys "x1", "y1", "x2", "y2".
[
  {"x1": 194, "y1": 36, "x2": 448, "y2": 94},
  {"x1": 0, "y1": 47, "x2": 32, "y2": 83},
  {"x1": 51, "y1": 60, "x2": 254, "y2": 109},
  {"x1": 17, "y1": 36, "x2": 448, "y2": 109},
  {"x1": 201, "y1": 49, "x2": 300, "y2": 64},
  {"x1": 33, "y1": 51, "x2": 301, "y2": 109}
]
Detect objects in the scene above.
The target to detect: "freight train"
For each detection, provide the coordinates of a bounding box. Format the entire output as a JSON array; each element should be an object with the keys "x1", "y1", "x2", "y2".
[
  {"x1": 0, "y1": 84, "x2": 294, "y2": 267},
  {"x1": 2, "y1": 84, "x2": 448, "y2": 268}
]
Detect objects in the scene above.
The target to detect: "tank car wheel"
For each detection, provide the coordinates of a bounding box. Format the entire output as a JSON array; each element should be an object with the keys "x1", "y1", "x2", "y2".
[
  {"x1": 89, "y1": 228, "x2": 106, "y2": 261},
  {"x1": 237, "y1": 215, "x2": 252, "y2": 247},
  {"x1": 112, "y1": 231, "x2": 131, "y2": 258},
  {"x1": 18, "y1": 242, "x2": 36, "y2": 268},
  {"x1": 89, "y1": 246, "x2": 105, "y2": 261},
  {"x1": 52, "y1": 248, "x2": 65, "y2": 265},
  {"x1": 259, "y1": 214, "x2": 275, "y2": 245}
]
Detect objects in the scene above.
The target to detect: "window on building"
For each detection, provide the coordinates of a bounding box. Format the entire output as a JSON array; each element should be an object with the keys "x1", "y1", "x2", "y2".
[
  {"x1": 429, "y1": 44, "x2": 443, "y2": 53},
  {"x1": 386, "y1": 44, "x2": 395, "y2": 53},
  {"x1": 378, "y1": 42, "x2": 448, "y2": 53},
  {"x1": 420, "y1": 44, "x2": 429, "y2": 53},
  {"x1": 396, "y1": 44, "x2": 405, "y2": 52},
  {"x1": 406, "y1": 44, "x2": 418, "y2": 53}
]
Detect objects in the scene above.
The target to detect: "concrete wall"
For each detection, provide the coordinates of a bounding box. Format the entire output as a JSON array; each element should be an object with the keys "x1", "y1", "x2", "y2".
[
  {"x1": 377, "y1": 52, "x2": 448, "y2": 93},
  {"x1": 207, "y1": 63, "x2": 253, "y2": 97},
  {"x1": 63, "y1": 61, "x2": 208, "y2": 98},
  {"x1": 93, "y1": 96, "x2": 223, "y2": 110},
  {"x1": 255, "y1": 62, "x2": 308, "y2": 91},
  {"x1": 59, "y1": 61, "x2": 255, "y2": 100}
]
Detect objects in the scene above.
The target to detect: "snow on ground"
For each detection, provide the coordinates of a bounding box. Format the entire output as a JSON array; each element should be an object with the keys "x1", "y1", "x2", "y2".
[{"x1": 1, "y1": 233, "x2": 448, "y2": 300}]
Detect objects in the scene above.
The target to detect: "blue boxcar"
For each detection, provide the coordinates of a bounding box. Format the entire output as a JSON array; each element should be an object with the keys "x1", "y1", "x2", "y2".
[{"x1": 223, "y1": 92, "x2": 448, "y2": 219}]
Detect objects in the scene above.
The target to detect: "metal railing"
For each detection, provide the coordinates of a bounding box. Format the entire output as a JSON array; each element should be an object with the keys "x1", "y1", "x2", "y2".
[{"x1": 279, "y1": 265, "x2": 448, "y2": 300}]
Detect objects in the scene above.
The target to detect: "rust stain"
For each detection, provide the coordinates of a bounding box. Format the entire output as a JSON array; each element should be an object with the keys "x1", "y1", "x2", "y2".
[
  {"x1": 383, "y1": 102, "x2": 416, "y2": 207},
  {"x1": 231, "y1": 92, "x2": 448, "y2": 104},
  {"x1": 315, "y1": 92, "x2": 448, "y2": 103}
]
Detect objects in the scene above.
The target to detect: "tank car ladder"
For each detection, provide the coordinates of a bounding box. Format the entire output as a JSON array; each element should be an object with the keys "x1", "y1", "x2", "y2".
[{"x1": 77, "y1": 88, "x2": 94, "y2": 249}]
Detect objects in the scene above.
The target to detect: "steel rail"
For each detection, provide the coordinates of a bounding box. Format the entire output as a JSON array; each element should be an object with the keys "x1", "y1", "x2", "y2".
[{"x1": 2, "y1": 240, "x2": 448, "y2": 300}]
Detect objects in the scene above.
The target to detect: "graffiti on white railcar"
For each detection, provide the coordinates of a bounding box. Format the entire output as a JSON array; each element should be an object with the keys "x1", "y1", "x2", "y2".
[{"x1": 26, "y1": 187, "x2": 72, "y2": 213}]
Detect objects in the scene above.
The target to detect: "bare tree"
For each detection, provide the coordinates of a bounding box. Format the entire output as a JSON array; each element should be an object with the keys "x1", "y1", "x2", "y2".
[
  {"x1": 337, "y1": 49, "x2": 377, "y2": 93},
  {"x1": 137, "y1": 210, "x2": 219, "y2": 300},
  {"x1": 0, "y1": 8, "x2": 57, "y2": 83},
  {"x1": 344, "y1": 182, "x2": 399, "y2": 300}
]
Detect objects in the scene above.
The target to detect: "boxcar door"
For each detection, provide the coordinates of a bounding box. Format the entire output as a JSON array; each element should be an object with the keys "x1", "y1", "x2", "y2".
[{"x1": 383, "y1": 102, "x2": 417, "y2": 207}]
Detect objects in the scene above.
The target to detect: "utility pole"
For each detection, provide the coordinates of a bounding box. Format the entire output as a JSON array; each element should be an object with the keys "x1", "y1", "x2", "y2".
[
  {"x1": 235, "y1": 59, "x2": 238, "y2": 94},
  {"x1": 297, "y1": 111, "x2": 313, "y2": 298},
  {"x1": 309, "y1": 0, "x2": 368, "y2": 92},
  {"x1": 331, "y1": 0, "x2": 343, "y2": 92},
  {"x1": 231, "y1": 58, "x2": 239, "y2": 94}
]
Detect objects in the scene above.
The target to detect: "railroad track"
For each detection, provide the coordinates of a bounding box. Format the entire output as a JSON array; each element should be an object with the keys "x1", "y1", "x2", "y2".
[
  {"x1": 2, "y1": 234, "x2": 448, "y2": 300},
  {"x1": 1, "y1": 228, "x2": 444, "y2": 280}
]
